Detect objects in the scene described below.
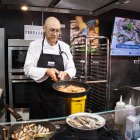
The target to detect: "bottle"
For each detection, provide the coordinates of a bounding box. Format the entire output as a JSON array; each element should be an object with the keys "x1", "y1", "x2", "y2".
[
  {"x1": 125, "y1": 98, "x2": 136, "y2": 117},
  {"x1": 136, "y1": 97, "x2": 140, "y2": 115},
  {"x1": 114, "y1": 95, "x2": 126, "y2": 133}
]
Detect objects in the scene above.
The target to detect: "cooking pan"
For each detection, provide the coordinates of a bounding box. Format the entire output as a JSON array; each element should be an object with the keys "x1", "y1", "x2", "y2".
[
  {"x1": 0, "y1": 88, "x2": 23, "y2": 121},
  {"x1": 0, "y1": 90, "x2": 20, "y2": 121},
  {"x1": 7, "y1": 107, "x2": 56, "y2": 140},
  {"x1": 5, "y1": 105, "x2": 23, "y2": 121},
  {"x1": 1, "y1": 105, "x2": 56, "y2": 140},
  {"x1": 0, "y1": 105, "x2": 23, "y2": 140},
  {"x1": 8, "y1": 121, "x2": 56, "y2": 140},
  {"x1": 52, "y1": 81, "x2": 90, "y2": 98}
]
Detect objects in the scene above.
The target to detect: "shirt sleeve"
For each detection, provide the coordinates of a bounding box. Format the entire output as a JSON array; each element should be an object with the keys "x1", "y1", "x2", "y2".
[
  {"x1": 61, "y1": 42, "x2": 76, "y2": 79},
  {"x1": 24, "y1": 40, "x2": 48, "y2": 83}
]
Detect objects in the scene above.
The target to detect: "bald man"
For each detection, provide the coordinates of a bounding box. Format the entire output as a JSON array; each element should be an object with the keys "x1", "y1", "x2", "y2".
[{"x1": 24, "y1": 16, "x2": 76, "y2": 119}]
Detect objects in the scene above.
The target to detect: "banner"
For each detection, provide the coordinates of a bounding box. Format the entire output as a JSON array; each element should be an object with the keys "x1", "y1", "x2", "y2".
[
  {"x1": 24, "y1": 24, "x2": 65, "y2": 41},
  {"x1": 24, "y1": 25, "x2": 43, "y2": 40}
]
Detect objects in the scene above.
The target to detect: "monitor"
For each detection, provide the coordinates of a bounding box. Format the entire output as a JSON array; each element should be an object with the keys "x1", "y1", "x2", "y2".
[{"x1": 111, "y1": 17, "x2": 140, "y2": 56}]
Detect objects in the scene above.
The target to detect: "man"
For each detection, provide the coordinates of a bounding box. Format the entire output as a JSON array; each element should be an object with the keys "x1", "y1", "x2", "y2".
[{"x1": 24, "y1": 16, "x2": 76, "y2": 119}]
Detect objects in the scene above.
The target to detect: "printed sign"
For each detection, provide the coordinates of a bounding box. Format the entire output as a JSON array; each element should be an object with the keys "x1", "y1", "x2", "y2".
[
  {"x1": 24, "y1": 25, "x2": 43, "y2": 40},
  {"x1": 24, "y1": 24, "x2": 65, "y2": 41}
]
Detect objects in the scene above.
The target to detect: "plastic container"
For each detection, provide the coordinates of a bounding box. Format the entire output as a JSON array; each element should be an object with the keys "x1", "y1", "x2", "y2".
[
  {"x1": 115, "y1": 95, "x2": 126, "y2": 124},
  {"x1": 114, "y1": 95, "x2": 126, "y2": 133},
  {"x1": 125, "y1": 98, "x2": 136, "y2": 117},
  {"x1": 65, "y1": 95, "x2": 86, "y2": 115}
]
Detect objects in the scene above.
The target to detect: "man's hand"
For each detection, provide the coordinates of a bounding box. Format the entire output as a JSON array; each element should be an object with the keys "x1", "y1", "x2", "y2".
[
  {"x1": 58, "y1": 71, "x2": 68, "y2": 81},
  {"x1": 46, "y1": 68, "x2": 60, "y2": 82}
]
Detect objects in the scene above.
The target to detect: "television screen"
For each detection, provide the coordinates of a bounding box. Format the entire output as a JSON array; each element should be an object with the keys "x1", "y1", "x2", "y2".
[{"x1": 111, "y1": 17, "x2": 140, "y2": 56}]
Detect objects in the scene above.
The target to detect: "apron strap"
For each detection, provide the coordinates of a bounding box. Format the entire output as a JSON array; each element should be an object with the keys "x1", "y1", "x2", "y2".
[
  {"x1": 41, "y1": 38, "x2": 45, "y2": 54},
  {"x1": 41, "y1": 39, "x2": 69, "y2": 60},
  {"x1": 58, "y1": 44, "x2": 69, "y2": 60}
]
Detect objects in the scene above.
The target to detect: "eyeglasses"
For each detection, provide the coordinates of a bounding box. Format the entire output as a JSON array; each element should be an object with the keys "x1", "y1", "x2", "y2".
[{"x1": 49, "y1": 28, "x2": 60, "y2": 33}]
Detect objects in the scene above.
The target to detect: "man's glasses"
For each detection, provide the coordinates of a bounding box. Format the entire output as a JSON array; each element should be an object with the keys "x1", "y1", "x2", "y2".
[{"x1": 49, "y1": 28, "x2": 60, "y2": 33}]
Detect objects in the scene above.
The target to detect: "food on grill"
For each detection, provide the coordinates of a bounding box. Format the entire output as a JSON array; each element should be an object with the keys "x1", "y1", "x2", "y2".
[
  {"x1": 57, "y1": 85, "x2": 86, "y2": 93},
  {"x1": 11, "y1": 123, "x2": 53, "y2": 140},
  {"x1": 67, "y1": 115, "x2": 105, "y2": 130}
]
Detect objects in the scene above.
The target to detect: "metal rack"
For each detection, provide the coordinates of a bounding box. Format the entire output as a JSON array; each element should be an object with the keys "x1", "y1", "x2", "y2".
[{"x1": 71, "y1": 35, "x2": 110, "y2": 112}]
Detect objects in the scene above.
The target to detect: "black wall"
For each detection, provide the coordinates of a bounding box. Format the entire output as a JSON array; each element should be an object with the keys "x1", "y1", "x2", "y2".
[{"x1": 0, "y1": 8, "x2": 140, "y2": 101}]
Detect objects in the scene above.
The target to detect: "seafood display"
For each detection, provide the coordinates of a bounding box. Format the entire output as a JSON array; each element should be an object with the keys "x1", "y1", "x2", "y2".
[
  {"x1": 67, "y1": 113, "x2": 106, "y2": 130},
  {"x1": 58, "y1": 85, "x2": 86, "y2": 93},
  {"x1": 11, "y1": 123, "x2": 54, "y2": 140}
]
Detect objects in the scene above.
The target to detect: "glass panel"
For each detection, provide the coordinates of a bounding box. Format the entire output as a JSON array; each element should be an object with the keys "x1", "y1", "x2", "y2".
[
  {"x1": 0, "y1": 106, "x2": 140, "y2": 136},
  {"x1": 1, "y1": 106, "x2": 140, "y2": 122},
  {"x1": 12, "y1": 50, "x2": 27, "y2": 69}
]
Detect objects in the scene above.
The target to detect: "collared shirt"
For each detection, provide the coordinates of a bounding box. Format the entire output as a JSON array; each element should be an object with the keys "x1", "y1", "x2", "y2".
[{"x1": 24, "y1": 38, "x2": 76, "y2": 83}]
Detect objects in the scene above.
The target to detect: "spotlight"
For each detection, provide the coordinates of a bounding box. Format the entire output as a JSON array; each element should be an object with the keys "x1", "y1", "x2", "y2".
[{"x1": 21, "y1": 5, "x2": 28, "y2": 11}]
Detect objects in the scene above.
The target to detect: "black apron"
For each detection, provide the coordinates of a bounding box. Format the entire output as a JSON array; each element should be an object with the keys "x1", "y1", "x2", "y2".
[{"x1": 30, "y1": 39, "x2": 66, "y2": 119}]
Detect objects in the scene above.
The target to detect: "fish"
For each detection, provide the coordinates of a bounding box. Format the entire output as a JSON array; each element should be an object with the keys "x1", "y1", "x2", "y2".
[{"x1": 68, "y1": 115, "x2": 105, "y2": 130}]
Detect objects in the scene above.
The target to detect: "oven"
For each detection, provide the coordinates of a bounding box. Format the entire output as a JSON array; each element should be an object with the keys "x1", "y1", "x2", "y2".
[
  {"x1": 8, "y1": 47, "x2": 28, "y2": 73},
  {"x1": 9, "y1": 76, "x2": 35, "y2": 108},
  {"x1": 8, "y1": 39, "x2": 33, "y2": 121}
]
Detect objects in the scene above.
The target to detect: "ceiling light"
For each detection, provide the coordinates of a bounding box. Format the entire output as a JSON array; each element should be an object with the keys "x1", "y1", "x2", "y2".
[
  {"x1": 89, "y1": 12, "x2": 93, "y2": 15},
  {"x1": 21, "y1": 5, "x2": 28, "y2": 11},
  {"x1": 116, "y1": 2, "x2": 121, "y2": 5}
]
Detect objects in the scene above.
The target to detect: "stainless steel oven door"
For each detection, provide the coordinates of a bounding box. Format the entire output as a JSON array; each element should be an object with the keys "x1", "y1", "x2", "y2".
[
  {"x1": 8, "y1": 46, "x2": 28, "y2": 73},
  {"x1": 9, "y1": 78, "x2": 35, "y2": 108}
]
